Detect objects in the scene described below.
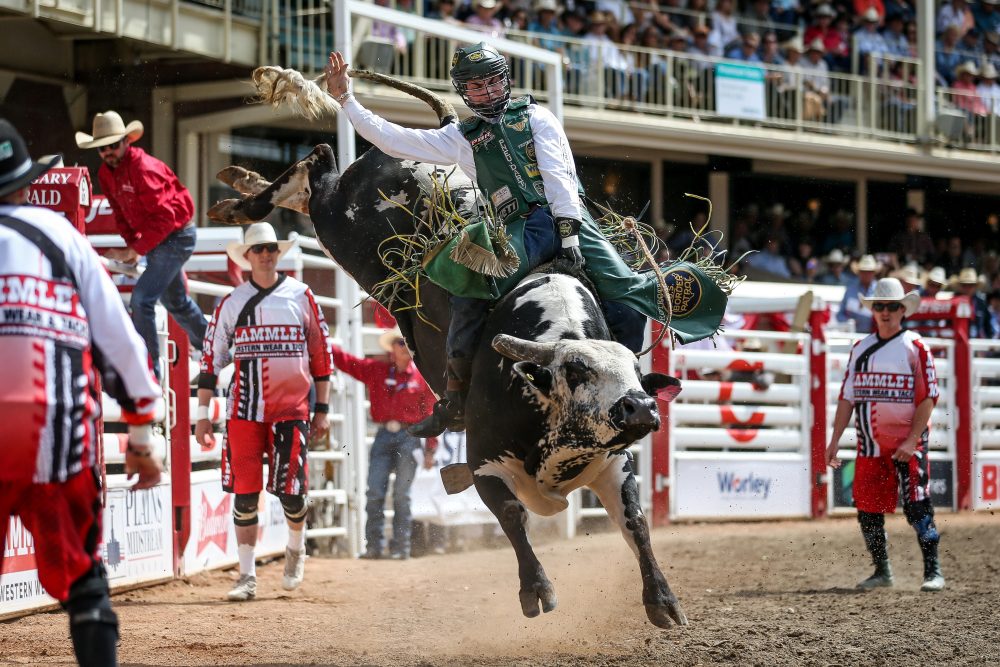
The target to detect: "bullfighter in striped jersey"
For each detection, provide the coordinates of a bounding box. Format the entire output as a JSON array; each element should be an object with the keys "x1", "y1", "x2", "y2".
[
  {"x1": 826, "y1": 277, "x2": 946, "y2": 592},
  {"x1": 0, "y1": 119, "x2": 163, "y2": 667},
  {"x1": 195, "y1": 222, "x2": 332, "y2": 602}
]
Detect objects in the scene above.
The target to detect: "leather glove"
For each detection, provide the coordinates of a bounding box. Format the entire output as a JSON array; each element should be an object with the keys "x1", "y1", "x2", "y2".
[{"x1": 556, "y1": 217, "x2": 585, "y2": 271}]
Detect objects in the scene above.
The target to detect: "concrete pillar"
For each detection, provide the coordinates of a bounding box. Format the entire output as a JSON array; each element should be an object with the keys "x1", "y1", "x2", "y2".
[
  {"x1": 855, "y1": 177, "x2": 868, "y2": 253},
  {"x1": 651, "y1": 159, "x2": 664, "y2": 230},
  {"x1": 708, "y1": 171, "x2": 730, "y2": 249}
]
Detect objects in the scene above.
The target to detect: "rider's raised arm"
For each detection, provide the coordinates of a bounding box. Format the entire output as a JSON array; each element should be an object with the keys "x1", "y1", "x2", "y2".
[
  {"x1": 528, "y1": 104, "x2": 583, "y2": 221},
  {"x1": 340, "y1": 97, "x2": 475, "y2": 175}
]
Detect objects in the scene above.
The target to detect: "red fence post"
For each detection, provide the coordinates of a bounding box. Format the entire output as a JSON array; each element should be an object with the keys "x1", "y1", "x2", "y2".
[
  {"x1": 953, "y1": 301, "x2": 972, "y2": 510},
  {"x1": 650, "y1": 323, "x2": 672, "y2": 527},
  {"x1": 167, "y1": 318, "x2": 191, "y2": 576},
  {"x1": 808, "y1": 310, "x2": 828, "y2": 517}
]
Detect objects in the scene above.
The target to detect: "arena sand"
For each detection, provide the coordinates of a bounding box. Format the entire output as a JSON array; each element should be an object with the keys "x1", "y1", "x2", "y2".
[{"x1": 1, "y1": 512, "x2": 997, "y2": 666}]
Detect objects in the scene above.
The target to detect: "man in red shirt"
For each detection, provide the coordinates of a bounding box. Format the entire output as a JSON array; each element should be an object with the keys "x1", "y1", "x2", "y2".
[
  {"x1": 332, "y1": 328, "x2": 437, "y2": 559},
  {"x1": 75, "y1": 111, "x2": 206, "y2": 378}
]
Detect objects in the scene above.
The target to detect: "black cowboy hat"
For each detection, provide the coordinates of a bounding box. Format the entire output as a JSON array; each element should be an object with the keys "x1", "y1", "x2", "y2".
[{"x1": 0, "y1": 118, "x2": 60, "y2": 199}]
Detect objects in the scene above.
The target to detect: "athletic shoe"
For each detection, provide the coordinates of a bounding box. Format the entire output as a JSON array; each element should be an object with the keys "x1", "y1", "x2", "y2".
[
  {"x1": 389, "y1": 550, "x2": 410, "y2": 560},
  {"x1": 282, "y1": 548, "x2": 305, "y2": 591},
  {"x1": 921, "y1": 573, "x2": 946, "y2": 592},
  {"x1": 226, "y1": 574, "x2": 257, "y2": 601}
]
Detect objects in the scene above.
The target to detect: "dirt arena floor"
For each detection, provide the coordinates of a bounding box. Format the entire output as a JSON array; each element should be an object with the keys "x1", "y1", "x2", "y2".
[{"x1": 2, "y1": 511, "x2": 998, "y2": 666}]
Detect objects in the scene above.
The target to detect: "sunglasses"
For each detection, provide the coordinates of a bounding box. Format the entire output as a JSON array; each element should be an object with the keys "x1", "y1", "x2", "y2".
[
  {"x1": 97, "y1": 139, "x2": 123, "y2": 153},
  {"x1": 872, "y1": 302, "x2": 903, "y2": 312},
  {"x1": 249, "y1": 243, "x2": 280, "y2": 254}
]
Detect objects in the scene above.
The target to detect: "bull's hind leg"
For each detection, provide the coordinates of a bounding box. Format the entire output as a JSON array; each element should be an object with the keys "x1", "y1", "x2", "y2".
[
  {"x1": 588, "y1": 452, "x2": 688, "y2": 628},
  {"x1": 474, "y1": 474, "x2": 557, "y2": 618},
  {"x1": 208, "y1": 147, "x2": 327, "y2": 223}
]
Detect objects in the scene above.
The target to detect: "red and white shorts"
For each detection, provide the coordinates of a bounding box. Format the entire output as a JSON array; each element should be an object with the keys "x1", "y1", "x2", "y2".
[
  {"x1": 0, "y1": 469, "x2": 102, "y2": 603},
  {"x1": 221, "y1": 418, "x2": 309, "y2": 496},
  {"x1": 853, "y1": 439, "x2": 931, "y2": 514}
]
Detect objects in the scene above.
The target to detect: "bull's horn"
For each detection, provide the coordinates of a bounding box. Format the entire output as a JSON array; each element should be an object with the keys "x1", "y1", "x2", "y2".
[
  {"x1": 492, "y1": 335, "x2": 556, "y2": 365},
  {"x1": 349, "y1": 69, "x2": 458, "y2": 127}
]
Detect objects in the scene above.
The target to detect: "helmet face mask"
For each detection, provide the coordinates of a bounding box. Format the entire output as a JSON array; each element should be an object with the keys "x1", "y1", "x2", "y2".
[{"x1": 451, "y1": 43, "x2": 511, "y2": 121}]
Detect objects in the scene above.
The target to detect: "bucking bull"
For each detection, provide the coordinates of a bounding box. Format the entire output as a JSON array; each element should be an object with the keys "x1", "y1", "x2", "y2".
[{"x1": 208, "y1": 66, "x2": 688, "y2": 627}]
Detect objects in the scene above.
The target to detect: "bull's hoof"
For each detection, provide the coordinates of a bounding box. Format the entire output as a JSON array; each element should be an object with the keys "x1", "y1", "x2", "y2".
[
  {"x1": 207, "y1": 199, "x2": 252, "y2": 225},
  {"x1": 644, "y1": 600, "x2": 688, "y2": 628},
  {"x1": 518, "y1": 581, "x2": 557, "y2": 618},
  {"x1": 216, "y1": 166, "x2": 270, "y2": 195}
]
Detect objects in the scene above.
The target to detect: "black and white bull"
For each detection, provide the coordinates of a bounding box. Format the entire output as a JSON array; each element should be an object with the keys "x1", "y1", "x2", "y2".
[{"x1": 207, "y1": 65, "x2": 687, "y2": 628}]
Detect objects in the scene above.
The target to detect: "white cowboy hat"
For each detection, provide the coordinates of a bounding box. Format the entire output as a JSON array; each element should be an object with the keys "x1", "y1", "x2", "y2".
[
  {"x1": 378, "y1": 327, "x2": 406, "y2": 353},
  {"x1": 806, "y1": 37, "x2": 827, "y2": 54},
  {"x1": 75, "y1": 111, "x2": 144, "y2": 149},
  {"x1": 823, "y1": 248, "x2": 846, "y2": 264},
  {"x1": 926, "y1": 266, "x2": 947, "y2": 285},
  {"x1": 226, "y1": 222, "x2": 295, "y2": 270},
  {"x1": 860, "y1": 278, "x2": 921, "y2": 316},
  {"x1": 854, "y1": 254, "x2": 879, "y2": 272},
  {"x1": 982, "y1": 63, "x2": 999, "y2": 80},
  {"x1": 954, "y1": 61, "x2": 979, "y2": 78},
  {"x1": 893, "y1": 263, "x2": 923, "y2": 287},
  {"x1": 958, "y1": 267, "x2": 979, "y2": 284}
]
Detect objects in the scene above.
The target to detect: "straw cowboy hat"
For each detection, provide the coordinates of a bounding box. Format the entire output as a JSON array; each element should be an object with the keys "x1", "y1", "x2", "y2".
[
  {"x1": 0, "y1": 119, "x2": 61, "y2": 199},
  {"x1": 853, "y1": 254, "x2": 879, "y2": 273},
  {"x1": 893, "y1": 263, "x2": 923, "y2": 287},
  {"x1": 378, "y1": 327, "x2": 406, "y2": 353},
  {"x1": 806, "y1": 37, "x2": 827, "y2": 54},
  {"x1": 958, "y1": 267, "x2": 980, "y2": 285},
  {"x1": 982, "y1": 63, "x2": 999, "y2": 80},
  {"x1": 954, "y1": 61, "x2": 979, "y2": 78},
  {"x1": 226, "y1": 222, "x2": 295, "y2": 270},
  {"x1": 926, "y1": 266, "x2": 947, "y2": 286},
  {"x1": 75, "y1": 111, "x2": 144, "y2": 149},
  {"x1": 860, "y1": 278, "x2": 921, "y2": 317},
  {"x1": 823, "y1": 248, "x2": 847, "y2": 265}
]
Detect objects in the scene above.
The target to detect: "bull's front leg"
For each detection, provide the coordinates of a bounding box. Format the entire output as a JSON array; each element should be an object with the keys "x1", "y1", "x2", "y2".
[
  {"x1": 473, "y1": 474, "x2": 557, "y2": 618},
  {"x1": 588, "y1": 453, "x2": 688, "y2": 628}
]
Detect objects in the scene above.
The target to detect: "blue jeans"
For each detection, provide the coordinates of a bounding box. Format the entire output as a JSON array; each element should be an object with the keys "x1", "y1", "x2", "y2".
[
  {"x1": 365, "y1": 427, "x2": 420, "y2": 556},
  {"x1": 130, "y1": 225, "x2": 206, "y2": 369}
]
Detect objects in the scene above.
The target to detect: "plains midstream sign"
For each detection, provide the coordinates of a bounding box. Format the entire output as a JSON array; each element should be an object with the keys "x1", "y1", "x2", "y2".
[{"x1": 714, "y1": 63, "x2": 767, "y2": 121}]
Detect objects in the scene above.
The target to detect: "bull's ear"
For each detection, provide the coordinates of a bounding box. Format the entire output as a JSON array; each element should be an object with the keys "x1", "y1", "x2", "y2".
[
  {"x1": 641, "y1": 373, "x2": 682, "y2": 403},
  {"x1": 512, "y1": 361, "x2": 552, "y2": 397}
]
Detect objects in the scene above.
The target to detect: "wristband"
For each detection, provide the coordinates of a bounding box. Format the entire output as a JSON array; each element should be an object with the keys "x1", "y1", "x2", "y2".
[
  {"x1": 555, "y1": 217, "x2": 581, "y2": 240},
  {"x1": 196, "y1": 405, "x2": 210, "y2": 422},
  {"x1": 313, "y1": 402, "x2": 330, "y2": 414},
  {"x1": 128, "y1": 423, "x2": 153, "y2": 447},
  {"x1": 561, "y1": 235, "x2": 581, "y2": 249},
  {"x1": 335, "y1": 90, "x2": 353, "y2": 104}
]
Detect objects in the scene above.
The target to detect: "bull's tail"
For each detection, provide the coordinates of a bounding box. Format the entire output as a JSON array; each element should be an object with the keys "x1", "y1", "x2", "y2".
[{"x1": 251, "y1": 66, "x2": 457, "y2": 127}]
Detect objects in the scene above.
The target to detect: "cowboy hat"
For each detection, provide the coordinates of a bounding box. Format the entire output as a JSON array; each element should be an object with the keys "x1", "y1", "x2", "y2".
[
  {"x1": 824, "y1": 248, "x2": 846, "y2": 264},
  {"x1": 954, "y1": 61, "x2": 979, "y2": 78},
  {"x1": 0, "y1": 119, "x2": 61, "y2": 199},
  {"x1": 814, "y1": 4, "x2": 836, "y2": 18},
  {"x1": 958, "y1": 267, "x2": 979, "y2": 284},
  {"x1": 860, "y1": 278, "x2": 921, "y2": 317},
  {"x1": 806, "y1": 37, "x2": 827, "y2": 54},
  {"x1": 893, "y1": 263, "x2": 923, "y2": 287},
  {"x1": 784, "y1": 36, "x2": 805, "y2": 53},
  {"x1": 854, "y1": 254, "x2": 879, "y2": 272},
  {"x1": 926, "y1": 266, "x2": 947, "y2": 285},
  {"x1": 378, "y1": 327, "x2": 406, "y2": 353},
  {"x1": 982, "y1": 63, "x2": 999, "y2": 79},
  {"x1": 226, "y1": 222, "x2": 296, "y2": 270},
  {"x1": 533, "y1": 0, "x2": 557, "y2": 12},
  {"x1": 75, "y1": 111, "x2": 144, "y2": 149}
]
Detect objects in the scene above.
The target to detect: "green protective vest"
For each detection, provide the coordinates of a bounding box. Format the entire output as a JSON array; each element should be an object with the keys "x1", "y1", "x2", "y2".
[{"x1": 460, "y1": 97, "x2": 548, "y2": 225}]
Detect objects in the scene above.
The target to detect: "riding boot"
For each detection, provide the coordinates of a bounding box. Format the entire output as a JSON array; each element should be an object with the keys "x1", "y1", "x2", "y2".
[
  {"x1": 857, "y1": 511, "x2": 894, "y2": 589},
  {"x1": 919, "y1": 539, "x2": 946, "y2": 592},
  {"x1": 409, "y1": 357, "x2": 471, "y2": 437},
  {"x1": 857, "y1": 558, "x2": 894, "y2": 590}
]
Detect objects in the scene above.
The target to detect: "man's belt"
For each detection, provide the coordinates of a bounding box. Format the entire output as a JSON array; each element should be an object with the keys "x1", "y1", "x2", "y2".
[{"x1": 380, "y1": 420, "x2": 407, "y2": 433}]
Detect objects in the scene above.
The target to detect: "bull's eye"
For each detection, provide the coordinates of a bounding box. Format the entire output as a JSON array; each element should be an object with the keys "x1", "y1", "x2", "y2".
[{"x1": 563, "y1": 360, "x2": 593, "y2": 392}]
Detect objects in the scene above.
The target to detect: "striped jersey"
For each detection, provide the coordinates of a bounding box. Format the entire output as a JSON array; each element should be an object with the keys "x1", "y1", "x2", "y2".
[
  {"x1": 839, "y1": 329, "x2": 939, "y2": 456},
  {"x1": 201, "y1": 274, "x2": 331, "y2": 422},
  {"x1": 0, "y1": 205, "x2": 162, "y2": 483}
]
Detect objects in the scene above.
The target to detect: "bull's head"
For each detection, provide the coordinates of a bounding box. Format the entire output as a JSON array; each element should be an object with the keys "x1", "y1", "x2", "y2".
[{"x1": 492, "y1": 334, "x2": 680, "y2": 448}]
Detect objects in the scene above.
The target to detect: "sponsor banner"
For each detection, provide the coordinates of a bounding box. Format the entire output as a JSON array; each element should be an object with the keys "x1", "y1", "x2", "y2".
[
  {"x1": 410, "y1": 431, "x2": 496, "y2": 527},
  {"x1": 1, "y1": 517, "x2": 54, "y2": 615},
  {"x1": 102, "y1": 484, "x2": 173, "y2": 586},
  {"x1": 974, "y1": 453, "x2": 1000, "y2": 510},
  {"x1": 1, "y1": 480, "x2": 173, "y2": 618},
  {"x1": 832, "y1": 457, "x2": 954, "y2": 509},
  {"x1": 182, "y1": 469, "x2": 288, "y2": 575},
  {"x1": 673, "y1": 456, "x2": 810, "y2": 518},
  {"x1": 714, "y1": 63, "x2": 766, "y2": 120}
]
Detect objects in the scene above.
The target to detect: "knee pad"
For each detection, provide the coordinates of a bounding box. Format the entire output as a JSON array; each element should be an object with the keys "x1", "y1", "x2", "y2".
[
  {"x1": 904, "y1": 499, "x2": 939, "y2": 545},
  {"x1": 233, "y1": 492, "x2": 260, "y2": 527},
  {"x1": 279, "y1": 494, "x2": 307, "y2": 524},
  {"x1": 65, "y1": 563, "x2": 118, "y2": 630}
]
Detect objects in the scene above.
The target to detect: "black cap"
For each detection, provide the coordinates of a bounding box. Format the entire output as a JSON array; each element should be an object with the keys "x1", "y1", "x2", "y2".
[{"x1": 0, "y1": 118, "x2": 60, "y2": 199}]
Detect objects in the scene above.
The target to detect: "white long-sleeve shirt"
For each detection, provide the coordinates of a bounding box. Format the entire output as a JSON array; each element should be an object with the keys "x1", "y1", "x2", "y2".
[{"x1": 341, "y1": 96, "x2": 583, "y2": 220}]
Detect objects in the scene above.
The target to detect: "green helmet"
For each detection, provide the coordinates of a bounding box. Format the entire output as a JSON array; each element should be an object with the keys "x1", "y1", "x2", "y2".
[{"x1": 450, "y1": 42, "x2": 510, "y2": 121}]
